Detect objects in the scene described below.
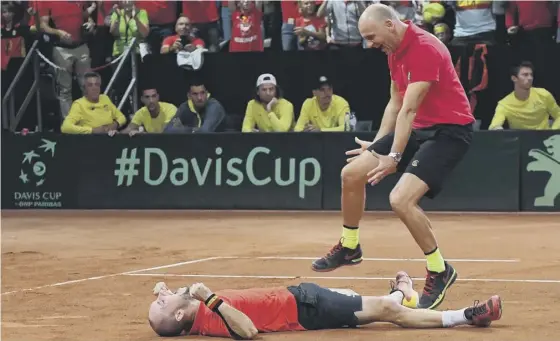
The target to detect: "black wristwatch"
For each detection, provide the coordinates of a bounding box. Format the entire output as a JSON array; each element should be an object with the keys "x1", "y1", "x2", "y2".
[{"x1": 388, "y1": 152, "x2": 402, "y2": 163}]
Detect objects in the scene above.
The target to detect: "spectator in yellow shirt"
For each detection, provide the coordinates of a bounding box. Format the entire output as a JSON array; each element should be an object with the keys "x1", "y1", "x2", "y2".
[
  {"x1": 61, "y1": 72, "x2": 127, "y2": 134},
  {"x1": 242, "y1": 74, "x2": 294, "y2": 132},
  {"x1": 121, "y1": 88, "x2": 177, "y2": 136},
  {"x1": 294, "y1": 76, "x2": 350, "y2": 132},
  {"x1": 489, "y1": 61, "x2": 560, "y2": 130}
]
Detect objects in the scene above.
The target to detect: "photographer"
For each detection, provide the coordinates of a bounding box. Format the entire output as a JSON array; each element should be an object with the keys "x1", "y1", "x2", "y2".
[{"x1": 160, "y1": 16, "x2": 205, "y2": 54}]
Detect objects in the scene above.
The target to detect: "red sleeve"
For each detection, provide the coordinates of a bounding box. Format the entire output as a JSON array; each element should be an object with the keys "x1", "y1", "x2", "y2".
[
  {"x1": 407, "y1": 44, "x2": 440, "y2": 83},
  {"x1": 295, "y1": 17, "x2": 304, "y2": 27},
  {"x1": 189, "y1": 305, "x2": 232, "y2": 338},
  {"x1": 192, "y1": 38, "x2": 205, "y2": 48},
  {"x1": 161, "y1": 35, "x2": 178, "y2": 48}
]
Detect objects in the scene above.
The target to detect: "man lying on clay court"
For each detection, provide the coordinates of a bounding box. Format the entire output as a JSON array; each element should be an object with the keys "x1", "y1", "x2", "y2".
[{"x1": 148, "y1": 271, "x2": 502, "y2": 339}]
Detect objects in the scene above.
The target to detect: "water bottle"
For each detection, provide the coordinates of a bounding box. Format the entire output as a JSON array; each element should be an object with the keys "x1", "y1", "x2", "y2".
[
  {"x1": 349, "y1": 112, "x2": 357, "y2": 131},
  {"x1": 345, "y1": 112, "x2": 351, "y2": 131}
]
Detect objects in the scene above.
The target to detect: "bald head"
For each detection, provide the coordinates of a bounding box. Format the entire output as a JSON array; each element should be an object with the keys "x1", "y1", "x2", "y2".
[
  {"x1": 359, "y1": 3, "x2": 400, "y2": 25},
  {"x1": 358, "y1": 3, "x2": 407, "y2": 54},
  {"x1": 148, "y1": 301, "x2": 185, "y2": 337}
]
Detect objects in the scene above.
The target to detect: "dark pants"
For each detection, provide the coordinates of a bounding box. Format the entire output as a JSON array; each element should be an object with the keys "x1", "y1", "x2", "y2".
[{"x1": 287, "y1": 283, "x2": 362, "y2": 330}]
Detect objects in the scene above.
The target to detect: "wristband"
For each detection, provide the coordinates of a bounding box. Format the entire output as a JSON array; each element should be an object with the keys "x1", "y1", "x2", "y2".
[{"x1": 204, "y1": 294, "x2": 224, "y2": 312}]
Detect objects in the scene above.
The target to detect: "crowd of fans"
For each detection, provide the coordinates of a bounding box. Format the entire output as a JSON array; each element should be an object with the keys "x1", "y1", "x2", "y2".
[{"x1": 1, "y1": 1, "x2": 559, "y2": 134}]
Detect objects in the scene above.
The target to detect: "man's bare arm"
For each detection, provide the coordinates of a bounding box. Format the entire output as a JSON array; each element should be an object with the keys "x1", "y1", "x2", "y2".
[
  {"x1": 40, "y1": 16, "x2": 61, "y2": 36},
  {"x1": 190, "y1": 283, "x2": 258, "y2": 340},
  {"x1": 390, "y1": 81, "x2": 431, "y2": 154},
  {"x1": 374, "y1": 81, "x2": 403, "y2": 143},
  {"x1": 213, "y1": 301, "x2": 258, "y2": 339}
]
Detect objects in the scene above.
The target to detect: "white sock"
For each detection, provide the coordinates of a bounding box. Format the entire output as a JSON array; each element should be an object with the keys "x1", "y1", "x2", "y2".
[
  {"x1": 442, "y1": 309, "x2": 469, "y2": 327},
  {"x1": 389, "y1": 291, "x2": 404, "y2": 304}
]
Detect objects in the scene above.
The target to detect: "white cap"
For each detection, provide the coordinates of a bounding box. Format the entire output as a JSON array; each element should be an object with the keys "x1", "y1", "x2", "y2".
[{"x1": 256, "y1": 73, "x2": 277, "y2": 87}]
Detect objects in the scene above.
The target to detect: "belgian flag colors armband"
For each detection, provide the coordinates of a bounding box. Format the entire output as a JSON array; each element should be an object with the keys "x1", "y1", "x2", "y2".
[{"x1": 205, "y1": 294, "x2": 224, "y2": 312}]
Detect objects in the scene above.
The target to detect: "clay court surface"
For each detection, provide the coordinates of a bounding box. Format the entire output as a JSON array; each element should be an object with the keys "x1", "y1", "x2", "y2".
[{"x1": 2, "y1": 211, "x2": 560, "y2": 341}]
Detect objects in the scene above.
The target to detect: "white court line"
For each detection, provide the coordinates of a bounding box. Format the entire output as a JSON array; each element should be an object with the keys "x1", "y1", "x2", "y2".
[
  {"x1": 0, "y1": 257, "x2": 219, "y2": 296},
  {"x1": 125, "y1": 273, "x2": 560, "y2": 284},
  {"x1": 223, "y1": 256, "x2": 520, "y2": 263}
]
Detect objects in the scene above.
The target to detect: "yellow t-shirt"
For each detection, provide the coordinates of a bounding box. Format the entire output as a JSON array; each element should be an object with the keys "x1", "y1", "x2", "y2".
[
  {"x1": 130, "y1": 102, "x2": 177, "y2": 133},
  {"x1": 490, "y1": 88, "x2": 560, "y2": 130},
  {"x1": 242, "y1": 98, "x2": 294, "y2": 132},
  {"x1": 61, "y1": 95, "x2": 127, "y2": 134},
  {"x1": 294, "y1": 95, "x2": 350, "y2": 132}
]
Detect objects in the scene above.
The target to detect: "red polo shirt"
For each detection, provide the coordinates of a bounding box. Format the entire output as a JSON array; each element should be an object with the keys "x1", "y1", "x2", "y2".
[
  {"x1": 39, "y1": 1, "x2": 85, "y2": 44},
  {"x1": 388, "y1": 21, "x2": 474, "y2": 129}
]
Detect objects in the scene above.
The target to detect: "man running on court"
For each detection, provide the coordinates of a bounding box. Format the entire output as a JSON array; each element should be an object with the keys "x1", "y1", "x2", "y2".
[
  {"x1": 148, "y1": 271, "x2": 502, "y2": 339},
  {"x1": 311, "y1": 3, "x2": 475, "y2": 310}
]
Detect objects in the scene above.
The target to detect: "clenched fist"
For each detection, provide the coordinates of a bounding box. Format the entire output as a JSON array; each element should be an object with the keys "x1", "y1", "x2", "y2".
[{"x1": 189, "y1": 283, "x2": 213, "y2": 302}]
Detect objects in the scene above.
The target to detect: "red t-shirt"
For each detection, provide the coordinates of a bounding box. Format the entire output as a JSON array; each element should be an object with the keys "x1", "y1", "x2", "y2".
[
  {"x1": 505, "y1": 1, "x2": 553, "y2": 30},
  {"x1": 136, "y1": 1, "x2": 177, "y2": 25},
  {"x1": 229, "y1": 9, "x2": 263, "y2": 52},
  {"x1": 39, "y1": 1, "x2": 85, "y2": 44},
  {"x1": 388, "y1": 21, "x2": 474, "y2": 129},
  {"x1": 181, "y1": 1, "x2": 219, "y2": 24},
  {"x1": 161, "y1": 34, "x2": 205, "y2": 50},
  {"x1": 295, "y1": 16, "x2": 327, "y2": 50},
  {"x1": 190, "y1": 287, "x2": 305, "y2": 337}
]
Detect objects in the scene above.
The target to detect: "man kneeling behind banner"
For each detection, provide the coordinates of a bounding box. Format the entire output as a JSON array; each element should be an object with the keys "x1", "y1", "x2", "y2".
[{"x1": 148, "y1": 271, "x2": 502, "y2": 339}]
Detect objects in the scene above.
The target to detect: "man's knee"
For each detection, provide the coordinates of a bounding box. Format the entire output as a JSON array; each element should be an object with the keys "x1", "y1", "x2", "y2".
[
  {"x1": 341, "y1": 153, "x2": 376, "y2": 187},
  {"x1": 379, "y1": 297, "x2": 402, "y2": 318},
  {"x1": 389, "y1": 187, "x2": 413, "y2": 214}
]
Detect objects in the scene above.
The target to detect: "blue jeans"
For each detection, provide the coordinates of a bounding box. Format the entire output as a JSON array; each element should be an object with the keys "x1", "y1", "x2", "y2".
[
  {"x1": 221, "y1": 6, "x2": 232, "y2": 41},
  {"x1": 281, "y1": 23, "x2": 297, "y2": 51}
]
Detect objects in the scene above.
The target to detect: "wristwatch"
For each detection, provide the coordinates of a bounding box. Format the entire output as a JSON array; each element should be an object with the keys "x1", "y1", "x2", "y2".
[{"x1": 388, "y1": 152, "x2": 402, "y2": 163}]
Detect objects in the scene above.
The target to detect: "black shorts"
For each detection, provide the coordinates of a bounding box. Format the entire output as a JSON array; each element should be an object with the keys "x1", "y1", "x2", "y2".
[
  {"x1": 367, "y1": 123, "x2": 473, "y2": 199},
  {"x1": 287, "y1": 283, "x2": 362, "y2": 330}
]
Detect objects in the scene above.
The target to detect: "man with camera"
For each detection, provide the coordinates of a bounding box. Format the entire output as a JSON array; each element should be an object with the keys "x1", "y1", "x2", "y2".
[{"x1": 160, "y1": 16, "x2": 205, "y2": 54}]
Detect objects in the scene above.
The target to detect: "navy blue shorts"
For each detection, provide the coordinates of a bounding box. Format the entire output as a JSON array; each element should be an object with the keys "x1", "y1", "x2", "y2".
[{"x1": 287, "y1": 283, "x2": 363, "y2": 330}]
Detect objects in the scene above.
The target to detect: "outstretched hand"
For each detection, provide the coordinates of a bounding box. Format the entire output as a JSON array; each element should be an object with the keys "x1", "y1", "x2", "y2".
[{"x1": 345, "y1": 137, "x2": 373, "y2": 163}]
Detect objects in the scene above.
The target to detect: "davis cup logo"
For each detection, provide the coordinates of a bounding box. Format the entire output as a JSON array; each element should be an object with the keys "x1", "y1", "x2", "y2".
[
  {"x1": 19, "y1": 139, "x2": 56, "y2": 186},
  {"x1": 14, "y1": 139, "x2": 62, "y2": 208}
]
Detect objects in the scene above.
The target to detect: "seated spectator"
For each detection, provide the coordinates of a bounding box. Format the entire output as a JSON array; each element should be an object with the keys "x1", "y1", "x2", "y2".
[
  {"x1": 164, "y1": 81, "x2": 227, "y2": 133},
  {"x1": 295, "y1": 0, "x2": 327, "y2": 51},
  {"x1": 61, "y1": 72, "x2": 127, "y2": 134},
  {"x1": 181, "y1": 0, "x2": 220, "y2": 52},
  {"x1": 318, "y1": 0, "x2": 366, "y2": 49},
  {"x1": 294, "y1": 76, "x2": 350, "y2": 132},
  {"x1": 161, "y1": 16, "x2": 205, "y2": 54},
  {"x1": 121, "y1": 88, "x2": 177, "y2": 136},
  {"x1": 489, "y1": 62, "x2": 560, "y2": 130},
  {"x1": 230, "y1": 0, "x2": 263, "y2": 52},
  {"x1": 242, "y1": 73, "x2": 294, "y2": 133}
]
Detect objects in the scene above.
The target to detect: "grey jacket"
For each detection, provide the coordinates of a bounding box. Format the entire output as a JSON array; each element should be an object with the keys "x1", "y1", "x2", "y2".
[{"x1": 164, "y1": 98, "x2": 227, "y2": 133}]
